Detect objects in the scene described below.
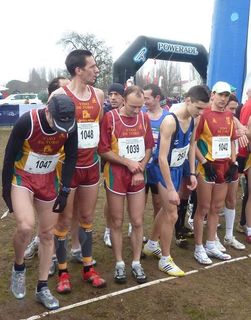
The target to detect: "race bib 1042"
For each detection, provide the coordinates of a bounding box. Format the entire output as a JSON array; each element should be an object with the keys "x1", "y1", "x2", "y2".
[{"x1": 212, "y1": 136, "x2": 231, "y2": 159}]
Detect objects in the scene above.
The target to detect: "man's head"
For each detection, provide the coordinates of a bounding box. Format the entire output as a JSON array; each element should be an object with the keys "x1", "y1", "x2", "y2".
[
  {"x1": 47, "y1": 94, "x2": 76, "y2": 133},
  {"x1": 123, "y1": 85, "x2": 144, "y2": 117},
  {"x1": 185, "y1": 85, "x2": 210, "y2": 118},
  {"x1": 143, "y1": 83, "x2": 162, "y2": 110},
  {"x1": 48, "y1": 76, "x2": 70, "y2": 96},
  {"x1": 108, "y1": 83, "x2": 124, "y2": 109},
  {"x1": 225, "y1": 94, "x2": 239, "y2": 115},
  {"x1": 211, "y1": 81, "x2": 231, "y2": 110},
  {"x1": 65, "y1": 49, "x2": 99, "y2": 84}
]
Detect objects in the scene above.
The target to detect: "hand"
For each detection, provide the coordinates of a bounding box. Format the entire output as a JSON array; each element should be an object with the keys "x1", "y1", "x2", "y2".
[
  {"x1": 2, "y1": 189, "x2": 13, "y2": 213},
  {"x1": 126, "y1": 159, "x2": 143, "y2": 174},
  {"x1": 167, "y1": 189, "x2": 180, "y2": 206},
  {"x1": 224, "y1": 162, "x2": 238, "y2": 183},
  {"x1": 202, "y1": 161, "x2": 217, "y2": 182},
  {"x1": 238, "y1": 135, "x2": 249, "y2": 148},
  {"x1": 131, "y1": 172, "x2": 144, "y2": 186},
  {"x1": 53, "y1": 190, "x2": 69, "y2": 213},
  {"x1": 187, "y1": 175, "x2": 197, "y2": 191}
]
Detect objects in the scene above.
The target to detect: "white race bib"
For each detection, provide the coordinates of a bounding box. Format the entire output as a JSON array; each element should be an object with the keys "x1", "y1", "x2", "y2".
[
  {"x1": 24, "y1": 152, "x2": 60, "y2": 174},
  {"x1": 78, "y1": 122, "x2": 99, "y2": 149},
  {"x1": 212, "y1": 136, "x2": 231, "y2": 159},
  {"x1": 235, "y1": 139, "x2": 239, "y2": 155},
  {"x1": 118, "y1": 136, "x2": 145, "y2": 161},
  {"x1": 170, "y1": 145, "x2": 189, "y2": 167}
]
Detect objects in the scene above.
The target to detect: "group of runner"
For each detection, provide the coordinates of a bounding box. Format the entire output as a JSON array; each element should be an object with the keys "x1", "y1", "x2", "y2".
[{"x1": 2, "y1": 49, "x2": 250, "y2": 311}]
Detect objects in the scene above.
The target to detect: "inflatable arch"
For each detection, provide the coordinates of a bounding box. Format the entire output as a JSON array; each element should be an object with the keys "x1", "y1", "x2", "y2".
[{"x1": 113, "y1": 35, "x2": 208, "y2": 85}]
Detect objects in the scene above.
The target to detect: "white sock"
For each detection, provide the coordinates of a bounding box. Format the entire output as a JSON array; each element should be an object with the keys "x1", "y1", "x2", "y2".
[
  {"x1": 195, "y1": 244, "x2": 204, "y2": 252},
  {"x1": 116, "y1": 260, "x2": 125, "y2": 268},
  {"x1": 147, "y1": 240, "x2": 159, "y2": 250},
  {"x1": 206, "y1": 240, "x2": 215, "y2": 250},
  {"x1": 160, "y1": 255, "x2": 170, "y2": 264},
  {"x1": 246, "y1": 227, "x2": 251, "y2": 236},
  {"x1": 105, "y1": 227, "x2": 110, "y2": 233},
  {"x1": 132, "y1": 261, "x2": 140, "y2": 268},
  {"x1": 224, "y1": 207, "x2": 235, "y2": 239}
]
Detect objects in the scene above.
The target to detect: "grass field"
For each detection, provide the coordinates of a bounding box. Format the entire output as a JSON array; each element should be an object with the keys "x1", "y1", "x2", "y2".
[{"x1": 1, "y1": 128, "x2": 251, "y2": 320}]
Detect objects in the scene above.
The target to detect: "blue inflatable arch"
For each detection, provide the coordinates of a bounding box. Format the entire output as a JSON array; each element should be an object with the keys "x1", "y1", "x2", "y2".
[{"x1": 113, "y1": 35, "x2": 208, "y2": 85}]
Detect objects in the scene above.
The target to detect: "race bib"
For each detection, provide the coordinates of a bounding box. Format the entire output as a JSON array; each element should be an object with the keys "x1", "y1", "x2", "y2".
[
  {"x1": 148, "y1": 131, "x2": 159, "y2": 164},
  {"x1": 212, "y1": 136, "x2": 231, "y2": 159},
  {"x1": 235, "y1": 139, "x2": 239, "y2": 155},
  {"x1": 118, "y1": 136, "x2": 145, "y2": 161},
  {"x1": 24, "y1": 152, "x2": 60, "y2": 174},
  {"x1": 170, "y1": 145, "x2": 189, "y2": 167},
  {"x1": 78, "y1": 122, "x2": 99, "y2": 149}
]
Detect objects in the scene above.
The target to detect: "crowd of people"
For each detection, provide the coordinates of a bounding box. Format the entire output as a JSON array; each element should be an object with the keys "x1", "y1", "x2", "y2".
[{"x1": 2, "y1": 48, "x2": 251, "y2": 311}]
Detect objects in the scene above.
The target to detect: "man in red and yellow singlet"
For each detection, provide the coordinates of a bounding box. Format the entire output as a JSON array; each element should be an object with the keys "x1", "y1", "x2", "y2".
[
  {"x1": 2, "y1": 95, "x2": 77, "y2": 309},
  {"x1": 98, "y1": 86, "x2": 154, "y2": 284},
  {"x1": 50, "y1": 50, "x2": 106, "y2": 292},
  {"x1": 194, "y1": 81, "x2": 238, "y2": 265}
]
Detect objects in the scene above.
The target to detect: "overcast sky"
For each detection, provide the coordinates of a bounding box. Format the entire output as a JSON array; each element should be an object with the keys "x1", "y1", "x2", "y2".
[{"x1": 0, "y1": 0, "x2": 214, "y2": 84}]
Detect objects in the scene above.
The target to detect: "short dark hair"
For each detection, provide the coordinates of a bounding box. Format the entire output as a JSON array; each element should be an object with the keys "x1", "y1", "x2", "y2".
[
  {"x1": 65, "y1": 49, "x2": 93, "y2": 77},
  {"x1": 227, "y1": 94, "x2": 239, "y2": 104},
  {"x1": 48, "y1": 76, "x2": 67, "y2": 96},
  {"x1": 185, "y1": 85, "x2": 210, "y2": 103},
  {"x1": 143, "y1": 83, "x2": 162, "y2": 98}
]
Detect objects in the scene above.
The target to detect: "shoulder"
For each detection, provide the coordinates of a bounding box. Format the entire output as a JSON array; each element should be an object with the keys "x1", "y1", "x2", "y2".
[
  {"x1": 48, "y1": 87, "x2": 65, "y2": 100},
  {"x1": 93, "y1": 87, "x2": 104, "y2": 100}
]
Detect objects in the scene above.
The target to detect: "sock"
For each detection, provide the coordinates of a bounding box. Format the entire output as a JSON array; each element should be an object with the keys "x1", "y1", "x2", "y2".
[
  {"x1": 147, "y1": 239, "x2": 158, "y2": 250},
  {"x1": 132, "y1": 261, "x2": 140, "y2": 268},
  {"x1": 206, "y1": 240, "x2": 215, "y2": 250},
  {"x1": 14, "y1": 262, "x2": 25, "y2": 272},
  {"x1": 246, "y1": 227, "x2": 251, "y2": 236},
  {"x1": 105, "y1": 227, "x2": 110, "y2": 233},
  {"x1": 160, "y1": 255, "x2": 170, "y2": 265},
  {"x1": 116, "y1": 261, "x2": 125, "y2": 268},
  {"x1": 58, "y1": 269, "x2": 68, "y2": 276},
  {"x1": 195, "y1": 244, "x2": 204, "y2": 252},
  {"x1": 37, "y1": 280, "x2": 48, "y2": 292},
  {"x1": 224, "y1": 207, "x2": 235, "y2": 239}
]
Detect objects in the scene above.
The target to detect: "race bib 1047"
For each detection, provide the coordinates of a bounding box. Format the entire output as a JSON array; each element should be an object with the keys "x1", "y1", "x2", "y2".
[{"x1": 24, "y1": 152, "x2": 60, "y2": 174}]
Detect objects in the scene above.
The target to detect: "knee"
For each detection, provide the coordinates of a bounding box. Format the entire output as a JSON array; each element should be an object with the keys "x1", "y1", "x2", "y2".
[
  {"x1": 17, "y1": 222, "x2": 33, "y2": 240},
  {"x1": 225, "y1": 199, "x2": 235, "y2": 209},
  {"x1": 110, "y1": 216, "x2": 123, "y2": 230},
  {"x1": 195, "y1": 205, "x2": 210, "y2": 218},
  {"x1": 39, "y1": 229, "x2": 54, "y2": 244}
]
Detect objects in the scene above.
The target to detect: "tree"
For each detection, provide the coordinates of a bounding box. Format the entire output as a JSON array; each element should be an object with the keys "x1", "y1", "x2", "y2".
[{"x1": 58, "y1": 32, "x2": 113, "y2": 91}]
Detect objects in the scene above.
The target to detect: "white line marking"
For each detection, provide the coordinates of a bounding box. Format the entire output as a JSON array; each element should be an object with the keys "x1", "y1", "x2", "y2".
[
  {"x1": 20, "y1": 254, "x2": 251, "y2": 320},
  {"x1": 1, "y1": 209, "x2": 9, "y2": 219}
]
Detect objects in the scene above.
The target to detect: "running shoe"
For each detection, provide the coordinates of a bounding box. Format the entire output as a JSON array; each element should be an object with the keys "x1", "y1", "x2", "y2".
[
  {"x1": 142, "y1": 243, "x2": 162, "y2": 259},
  {"x1": 49, "y1": 257, "x2": 57, "y2": 277},
  {"x1": 236, "y1": 223, "x2": 247, "y2": 234},
  {"x1": 10, "y1": 267, "x2": 26, "y2": 299},
  {"x1": 224, "y1": 236, "x2": 246, "y2": 250},
  {"x1": 158, "y1": 257, "x2": 185, "y2": 276},
  {"x1": 103, "y1": 229, "x2": 112, "y2": 248},
  {"x1": 194, "y1": 249, "x2": 212, "y2": 265},
  {"x1": 187, "y1": 217, "x2": 194, "y2": 231},
  {"x1": 82, "y1": 267, "x2": 106, "y2": 288},
  {"x1": 181, "y1": 226, "x2": 194, "y2": 238},
  {"x1": 128, "y1": 223, "x2": 132, "y2": 237},
  {"x1": 36, "y1": 287, "x2": 59, "y2": 310},
  {"x1": 114, "y1": 264, "x2": 127, "y2": 284},
  {"x1": 56, "y1": 272, "x2": 72, "y2": 293},
  {"x1": 24, "y1": 236, "x2": 39, "y2": 260},
  {"x1": 131, "y1": 264, "x2": 147, "y2": 284},
  {"x1": 215, "y1": 236, "x2": 226, "y2": 252},
  {"x1": 205, "y1": 246, "x2": 231, "y2": 260},
  {"x1": 175, "y1": 233, "x2": 188, "y2": 248}
]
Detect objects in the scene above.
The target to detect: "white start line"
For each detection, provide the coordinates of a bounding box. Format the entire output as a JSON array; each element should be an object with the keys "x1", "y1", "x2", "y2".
[{"x1": 20, "y1": 254, "x2": 250, "y2": 320}]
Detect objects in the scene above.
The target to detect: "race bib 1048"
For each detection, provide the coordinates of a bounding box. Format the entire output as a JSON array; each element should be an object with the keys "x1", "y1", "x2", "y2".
[{"x1": 78, "y1": 122, "x2": 100, "y2": 149}]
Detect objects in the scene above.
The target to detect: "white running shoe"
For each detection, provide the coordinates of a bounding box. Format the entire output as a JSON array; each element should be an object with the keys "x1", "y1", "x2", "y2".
[
  {"x1": 142, "y1": 243, "x2": 162, "y2": 259},
  {"x1": 187, "y1": 217, "x2": 194, "y2": 231},
  {"x1": 24, "y1": 236, "x2": 39, "y2": 260},
  {"x1": 215, "y1": 236, "x2": 226, "y2": 252},
  {"x1": 103, "y1": 229, "x2": 112, "y2": 248},
  {"x1": 158, "y1": 257, "x2": 185, "y2": 277},
  {"x1": 128, "y1": 223, "x2": 132, "y2": 237},
  {"x1": 205, "y1": 246, "x2": 231, "y2": 260},
  {"x1": 224, "y1": 236, "x2": 246, "y2": 250},
  {"x1": 194, "y1": 249, "x2": 212, "y2": 265}
]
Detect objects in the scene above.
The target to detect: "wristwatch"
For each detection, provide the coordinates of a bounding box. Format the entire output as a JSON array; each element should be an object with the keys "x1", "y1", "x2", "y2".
[{"x1": 61, "y1": 186, "x2": 71, "y2": 193}]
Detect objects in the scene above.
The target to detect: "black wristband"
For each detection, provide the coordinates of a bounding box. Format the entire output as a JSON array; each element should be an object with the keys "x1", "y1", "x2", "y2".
[{"x1": 190, "y1": 173, "x2": 196, "y2": 176}]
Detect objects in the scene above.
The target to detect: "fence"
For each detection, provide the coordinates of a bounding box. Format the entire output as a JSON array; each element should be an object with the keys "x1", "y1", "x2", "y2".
[{"x1": 0, "y1": 104, "x2": 44, "y2": 126}]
